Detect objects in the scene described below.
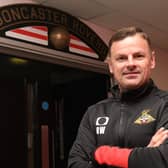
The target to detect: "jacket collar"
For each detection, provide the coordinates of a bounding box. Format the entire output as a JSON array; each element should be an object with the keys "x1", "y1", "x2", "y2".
[{"x1": 111, "y1": 79, "x2": 155, "y2": 101}]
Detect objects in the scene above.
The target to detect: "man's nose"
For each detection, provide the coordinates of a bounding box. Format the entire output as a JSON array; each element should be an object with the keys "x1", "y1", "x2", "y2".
[
  {"x1": 127, "y1": 56, "x2": 135, "y2": 65},
  {"x1": 127, "y1": 56, "x2": 136, "y2": 70}
]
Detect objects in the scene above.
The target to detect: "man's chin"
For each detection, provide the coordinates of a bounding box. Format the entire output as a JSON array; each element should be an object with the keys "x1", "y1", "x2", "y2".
[{"x1": 123, "y1": 81, "x2": 140, "y2": 90}]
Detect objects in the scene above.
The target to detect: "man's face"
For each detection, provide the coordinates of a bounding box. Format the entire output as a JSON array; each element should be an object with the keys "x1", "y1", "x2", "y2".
[{"x1": 108, "y1": 34, "x2": 155, "y2": 91}]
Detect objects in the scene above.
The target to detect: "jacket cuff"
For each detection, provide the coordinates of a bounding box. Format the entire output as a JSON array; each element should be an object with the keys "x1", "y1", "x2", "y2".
[{"x1": 94, "y1": 146, "x2": 132, "y2": 168}]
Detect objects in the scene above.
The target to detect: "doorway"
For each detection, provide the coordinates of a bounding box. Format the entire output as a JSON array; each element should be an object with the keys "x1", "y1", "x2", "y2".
[{"x1": 0, "y1": 54, "x2": 109, "y2": 168}]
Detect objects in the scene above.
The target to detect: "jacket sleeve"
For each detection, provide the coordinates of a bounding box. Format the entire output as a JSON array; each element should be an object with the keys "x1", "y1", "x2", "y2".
[
  {"x1": 129, "y1": 100, "x2": 168, "y2": 168},
  {"x1": 68, "y1": 108, "x2": 98, "y2": 168}
]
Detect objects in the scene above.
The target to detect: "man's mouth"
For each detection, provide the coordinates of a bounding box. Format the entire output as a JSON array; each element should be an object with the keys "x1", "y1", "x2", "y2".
[{"x1": 123, "y1": 72, "x2": 140, "y2": 78}]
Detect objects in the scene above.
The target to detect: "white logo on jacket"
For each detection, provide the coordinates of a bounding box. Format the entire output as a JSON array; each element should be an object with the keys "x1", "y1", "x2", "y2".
[{"x1": 96, "y1": 117, "x2": 109, "y2": 135}]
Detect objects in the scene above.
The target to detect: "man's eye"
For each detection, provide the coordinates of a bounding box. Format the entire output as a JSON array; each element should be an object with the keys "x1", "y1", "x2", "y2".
[
  {"x1": 117, "y1": 56, "x2": 127, "y2": 61},
  {"x1": 134, "y1": 54, "x2": 145, "y2": 59}
]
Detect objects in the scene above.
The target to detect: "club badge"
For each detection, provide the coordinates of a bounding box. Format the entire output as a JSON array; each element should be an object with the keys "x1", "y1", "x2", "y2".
[{"x1": 134, "y1": 109, "x2": 155, "y2": 124}]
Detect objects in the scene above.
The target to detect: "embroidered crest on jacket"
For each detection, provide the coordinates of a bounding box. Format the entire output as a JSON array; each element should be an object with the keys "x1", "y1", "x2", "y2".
[{"x1": 134, "y1": 109, "x2": 156, "y2": 124}]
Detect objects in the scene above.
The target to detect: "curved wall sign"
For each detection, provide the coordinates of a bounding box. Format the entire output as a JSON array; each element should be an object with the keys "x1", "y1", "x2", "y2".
[{"x1": 0, "y1": 4, "x2": 108, "y2": 61}]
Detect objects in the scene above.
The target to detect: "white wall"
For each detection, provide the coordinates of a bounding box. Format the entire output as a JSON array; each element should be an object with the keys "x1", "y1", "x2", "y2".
[
  {"x1": 0, "y1": 0, "x2": 35, "y2": 6},
  {"x1": 151, "y1": 48, "x2": 168, "y2": 90}
]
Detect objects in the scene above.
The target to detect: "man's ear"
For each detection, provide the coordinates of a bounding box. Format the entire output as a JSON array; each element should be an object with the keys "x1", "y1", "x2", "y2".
[
  {"x1": 151, "y1": 50, "x2": 156, "y2": 69},
  {"x1": 107, "y1": 57, "x2": 113, "y2": 74}
]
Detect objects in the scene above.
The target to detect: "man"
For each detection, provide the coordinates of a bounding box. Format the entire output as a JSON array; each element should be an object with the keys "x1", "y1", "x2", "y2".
[{"x1": 68, "y1": 27, "x2": 168, "y2": 168}]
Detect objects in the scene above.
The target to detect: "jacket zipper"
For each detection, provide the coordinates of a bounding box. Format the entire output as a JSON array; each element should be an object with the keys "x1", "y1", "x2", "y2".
[{"x1": 118, "y1": 102, "x2": 125, "y2": 146}]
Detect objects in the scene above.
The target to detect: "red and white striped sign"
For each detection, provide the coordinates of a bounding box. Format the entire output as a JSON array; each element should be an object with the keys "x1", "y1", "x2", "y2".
[
  {"x1": 5, "y1": 26, "x2": 99, "y2": 59},
  {"x1": 69, "y1": 34, "x2": 98, "y2": 59},
  {"x1": 5, "y1": 26, "x2": 48, "y2": 46}
]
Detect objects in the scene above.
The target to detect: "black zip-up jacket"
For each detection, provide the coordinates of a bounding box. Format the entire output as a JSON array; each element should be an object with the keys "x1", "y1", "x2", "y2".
[{"x1": 68, "y1": 80, "x2": 168, "y2": 168}]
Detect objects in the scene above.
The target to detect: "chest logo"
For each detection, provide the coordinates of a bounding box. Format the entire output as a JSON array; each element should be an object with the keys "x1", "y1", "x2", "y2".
[
  {"x1": 134, "y1": 109, "x2": 156, "y2": 125},
  {"x1": 96, "y1": 116, "x2": 109, "y2": 135}
]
